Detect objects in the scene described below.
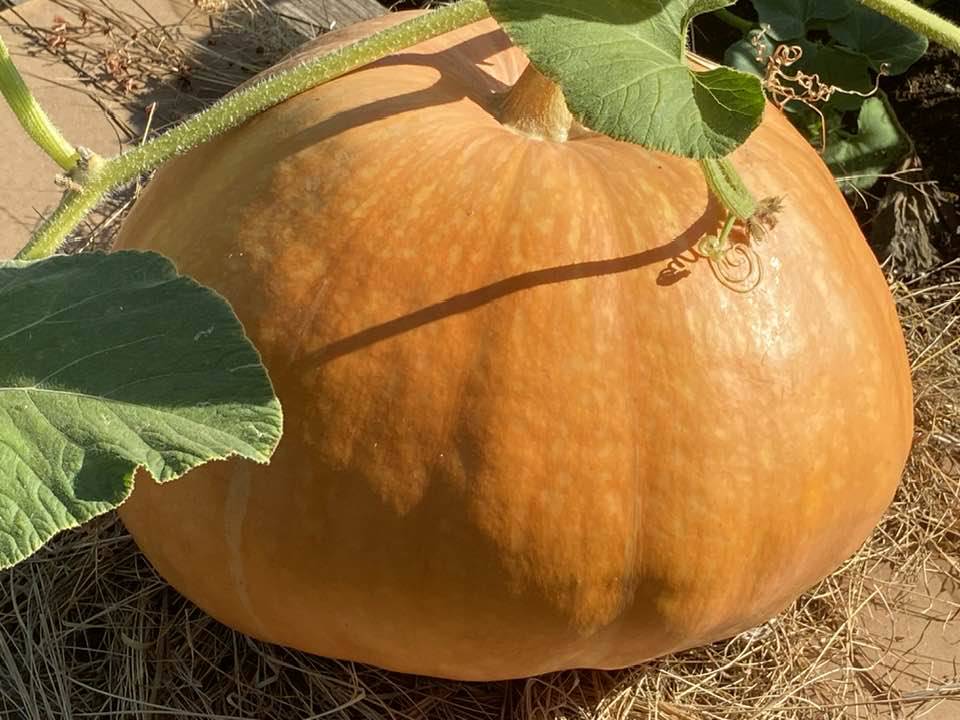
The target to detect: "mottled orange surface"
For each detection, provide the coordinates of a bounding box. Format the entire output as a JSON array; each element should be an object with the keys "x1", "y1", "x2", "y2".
[{"x1": 116, "y1": 12, "x2": 913, "y2": 680}]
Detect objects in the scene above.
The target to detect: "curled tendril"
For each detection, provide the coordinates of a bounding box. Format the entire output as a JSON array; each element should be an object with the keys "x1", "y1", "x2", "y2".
[
  {"x1": 751, "y1": 26, "x2": 889, "y2": 152},
  {"x1": 662, "y1": 194, "x2": 784, "y2": 293},
  {"x1": 659, "y1": 234, "x2": 765, "y2": 294},
  {"x1": 706, "y1": 243, "x2": 764, "y2": 294}
]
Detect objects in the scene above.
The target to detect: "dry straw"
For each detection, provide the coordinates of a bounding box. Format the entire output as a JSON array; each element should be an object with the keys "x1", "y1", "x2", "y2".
[{"x1": 0, "y1": 1, "x2": 958, "y2": 717}]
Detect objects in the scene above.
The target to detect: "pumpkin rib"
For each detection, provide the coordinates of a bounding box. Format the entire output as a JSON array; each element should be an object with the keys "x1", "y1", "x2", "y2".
[{"x1": 222, "y1": 464, "x2": 267, "y2": 638}]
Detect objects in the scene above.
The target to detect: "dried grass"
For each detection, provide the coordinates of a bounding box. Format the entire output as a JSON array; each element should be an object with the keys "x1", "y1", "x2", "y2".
[{"x1": 0, "y1": 1, "x2": 958, "y2": 718}]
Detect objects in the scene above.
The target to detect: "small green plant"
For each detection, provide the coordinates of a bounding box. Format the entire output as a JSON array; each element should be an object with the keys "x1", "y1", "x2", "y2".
[
  {"x1": 0, "y1": 0, "x2": 958, "y2": 574},
  {"x1": 720, "y1": 0, "x2": 930, "y2": 192}
]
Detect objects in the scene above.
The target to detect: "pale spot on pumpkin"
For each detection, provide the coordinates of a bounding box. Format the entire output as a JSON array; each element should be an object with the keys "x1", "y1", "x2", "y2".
[
  {"x1": 831, "y1": 405, "x2": 849, "y2": 428},
  {"x1": 811, "y1": 268, "x2": 835, "y2": 305},
  {"x1": 339, "y1": 196, "x2": 359, "y2": 215},
  {"x1": 602, "y1": 491, "x2": 625, "y2": 522},
  {"x1": 857, "y1": 387, "x2": 880, "y2": 419},
  {"x1": 842, "y1": 330, "x2": 859, "y2": 354},
  {"x1": 535, "y1": 217, "x2": 553, "y2": 238},
  {"x1": 675, "y1": 382, "x2": 697, "y2": 405},
  {"x1": 353, "y1": 163, "x2": 383, "y2": 186},
  {"x1": 242, "y1": 240, "x2": 270, "y2": 265},
  {"x1": 756, "y1": 444, "x2": 775, "y2": 471}
]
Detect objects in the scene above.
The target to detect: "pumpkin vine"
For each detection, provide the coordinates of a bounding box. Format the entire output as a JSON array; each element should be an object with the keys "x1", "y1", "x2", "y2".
[{"x1": 3, "y1": 0, "x2": 959, "y2": 263}]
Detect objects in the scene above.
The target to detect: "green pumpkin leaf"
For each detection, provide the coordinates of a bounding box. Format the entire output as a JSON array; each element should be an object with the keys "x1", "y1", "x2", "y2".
[
  {"x1": 749, "y1": 0, "x2": 855, "y2": 40},
  {"x1": 824, "y1": 95, "x2": 910, "y2": 192},
  {"x1": 724, "y1": 34, "x2": 769, "y2": 77},
  {"x1": 487, "y1": 0, "x2": 766, "y2": 159},
  {"x1": 0, "y1": 250, "x2": 282, "y2": 569},
  {"x1": 827, "y1": 5, "x2": 928, "y2": 75},
  {"x1": 791, "y1": 102, "x2": 846, "y2": 150}
]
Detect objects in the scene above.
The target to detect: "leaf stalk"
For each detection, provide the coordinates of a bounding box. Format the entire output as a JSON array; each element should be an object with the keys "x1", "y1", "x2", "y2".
[
  {"x1": 700, "y1": 157, "x2": 758, "y2": 221},
  {"x1": 0, "y1": 33, "x2": 78, "y2": 171}
]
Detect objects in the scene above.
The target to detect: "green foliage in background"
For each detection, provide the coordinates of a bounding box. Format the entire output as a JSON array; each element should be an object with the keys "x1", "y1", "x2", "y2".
[{"x1": 722, "y1": 0, "x2": 929, "y2": 191}]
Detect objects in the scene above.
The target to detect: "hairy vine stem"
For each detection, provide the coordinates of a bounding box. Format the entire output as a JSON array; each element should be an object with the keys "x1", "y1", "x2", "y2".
[
  {"x1": 858, "y1": 0, "x2": 960, "y2": 54},
  {"x1": 712, "y1": 8, "x2": 755, "y2": 35},
  {"x1": 14, "y1": 0, "x2": 490, "y2": 261},
  {"x1": 0, "y1": 34, "x2": 78, "y2": 171}
]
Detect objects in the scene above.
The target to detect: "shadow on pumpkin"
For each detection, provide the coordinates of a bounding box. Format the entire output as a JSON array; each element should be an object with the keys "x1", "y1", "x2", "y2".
[
  {"x1": 301, "y1": 196, "x2": 720, "y2": 366},
  {"x1": 256, "y1": 31, "x2": 516, "y2": 163},
  {"x1": 244, "y1": 27, "x2": 728, "y2": 374},
  {"x1": 233, "y1": 27, "x2": 728, "y2": 367}
]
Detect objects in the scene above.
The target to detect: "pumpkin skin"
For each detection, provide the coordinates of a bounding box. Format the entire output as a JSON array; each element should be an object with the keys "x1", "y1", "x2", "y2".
[{"x1": 115, "y1": 12, "x2": 914, "y2": 680}]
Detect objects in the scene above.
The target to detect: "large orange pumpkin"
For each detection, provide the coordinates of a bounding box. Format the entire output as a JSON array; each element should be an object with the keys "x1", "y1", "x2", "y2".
[{"x1": 115, "y1": 12, "x2": 914, "y2": 680}]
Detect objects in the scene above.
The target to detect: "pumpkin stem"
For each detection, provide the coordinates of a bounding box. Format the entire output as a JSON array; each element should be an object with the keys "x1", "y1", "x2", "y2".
[{"x1": 499, "y1": 63, "x2": 573, "y2": 143}]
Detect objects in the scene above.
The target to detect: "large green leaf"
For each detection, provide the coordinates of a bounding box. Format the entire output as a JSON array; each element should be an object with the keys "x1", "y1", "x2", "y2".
[
  {"x1": 824, "y1": 95, "x2": 910, "y2": 192},
  {"x1": 750, "y1": 0, "x2": 855, "y2": 40},
  {"x1": 827, "y1": 5, "x2": 928, "y2": 75},
  {"x1": 0, "y1": 251, "x2": 282, "y2": 569},
  {"x1": 487, "y1": 0, "x2": 765, "y2": 159}
]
